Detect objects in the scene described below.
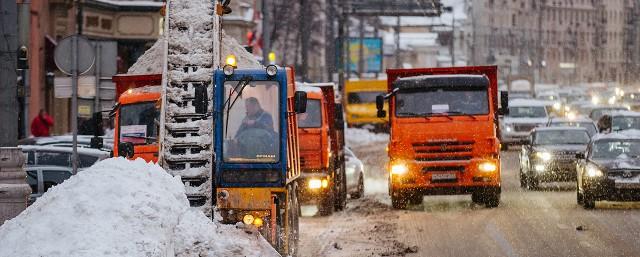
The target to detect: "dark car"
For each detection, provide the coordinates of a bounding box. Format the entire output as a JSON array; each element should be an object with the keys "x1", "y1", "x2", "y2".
[
  {"x1": 547, "y1": 116, "x2": 597, "y2": 137},
  {"x1": 519, "y1": 127, "x2": 591, "y2": 189},
  {"x1": 576, "y1": 131, "x2": 640, "y2": 209}
]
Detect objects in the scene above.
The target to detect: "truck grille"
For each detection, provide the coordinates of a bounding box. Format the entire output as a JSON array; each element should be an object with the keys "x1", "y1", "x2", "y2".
[
  {"x1": 514, "y1": 124, "x2": 537, "y2": 132},
  {"x1": 412, "y1": 140, "x2": 474, "y2": 162}
]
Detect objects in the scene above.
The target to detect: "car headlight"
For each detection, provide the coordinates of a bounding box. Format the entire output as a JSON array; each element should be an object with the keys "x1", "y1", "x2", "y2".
[
  {"x1": 390, "y1": 163, "x2": 408, "y2": 175},
  {"x1": 308, "y1": 178, "x2": 322, "y2": 189},
  {"x1": 553, "y1": 102, "x2": 562, "y2": 110},
  {"x1": 586, "y1": 164, "x2": 604, "y2": 177},
  {"x1": 478, "y1": 161, "x2": 497, "y2": 172},
  {"x1": 534, "y1": 164, "x2": 546, "y2": 173},
  {"x1": 535, "y1": 152, "x2": 552, "y2": 162},
  {"x1": 346, "y1": 166, "x2": 356, "y2": 174}
]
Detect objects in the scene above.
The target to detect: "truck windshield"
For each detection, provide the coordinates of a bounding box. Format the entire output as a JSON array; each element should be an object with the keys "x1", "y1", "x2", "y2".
[
  {"x1": 348, "y1": 91, "x2": 383, "y2": 104},
  {"x1": 298, "y1": 99, "x2": 322, "y2": 128},
  {"x1": 223, "y1": 80, "x2": 280, "y2": 163},
  {"x1": 508, "y1": 106, "x2": 547, "y2": 118},
  {"x1": 119, "y1": 102, "x2": 159, "y2": 145},
  {"x1": 395, "y1": 87, "x2": 488, "y2": 117}
]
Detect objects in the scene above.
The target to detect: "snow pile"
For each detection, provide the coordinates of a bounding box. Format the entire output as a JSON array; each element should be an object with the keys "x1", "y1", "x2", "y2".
[
  {"x1": 0, "y1": 158, "x2": 278, "y2": 257},
  {"x1": 128, "y1": 32, "x2": 262, "y2": 75},
  {"x1": 345, "y1": 128, "x2": 389, "y2": 147}
]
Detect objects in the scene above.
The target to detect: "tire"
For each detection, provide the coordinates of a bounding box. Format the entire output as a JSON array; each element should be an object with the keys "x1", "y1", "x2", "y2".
[
  {"x1": 286, "y1": 184, "x2": 300, "y2": 257},
  {"x1": 471, "y1": 191, "x2": 483, "y2": 204},
  {"x1": 391, "y1": 189, "x2": 408, "y2": 209},
  {"x1": 483, "y1": 189, "x2": 501, "y2": 208},
  {"x1": 334, "y1": 167, "x2": 347, "y2": 211},
  {"x1": 351, "y1": 175, "x2": 364, "y2": 199},
  {"x1": 583, "y1": 191, "x2": 596, "y2": 209},
  {"x1": 318, "y1": 188, "x2": 334, "y2": 216}
]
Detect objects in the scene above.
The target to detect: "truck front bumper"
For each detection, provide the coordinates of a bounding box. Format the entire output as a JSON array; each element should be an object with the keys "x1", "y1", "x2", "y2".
[{"x1": 297, "y1": 172, "x2": 331, "y2": 202}]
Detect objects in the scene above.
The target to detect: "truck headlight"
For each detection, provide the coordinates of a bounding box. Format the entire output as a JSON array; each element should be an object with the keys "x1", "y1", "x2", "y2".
[
  {"x1": 534, "y1": 164, "x2": 546, "y2": 173},
  {"x1": 535, "y1": 152, "x2": 552, "y2": 162},
  {"x1": 478, "y1": 161, "x2": 497, "y2": 172},
  {"x1": 586, "y1": 164, "x2": 604, "y2": 177},
  {"x1": 308, "y1": 178, "x2": 322, "y2": 189},
  {"x1": 321, "y1": 179, "x2": 329, "y2": 188},
  {"x1": 390, "y1": 163, "x2": 408, "y2": 175}
]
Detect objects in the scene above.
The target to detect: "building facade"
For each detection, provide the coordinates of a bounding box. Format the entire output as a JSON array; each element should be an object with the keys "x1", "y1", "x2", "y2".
[{"x1": 465, "y1": 0, "x2": 640, "y2": 85}]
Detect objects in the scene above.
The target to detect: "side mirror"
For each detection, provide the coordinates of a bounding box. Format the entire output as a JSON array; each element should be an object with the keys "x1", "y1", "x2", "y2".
[
  {"x1": 294, "y1": 91, "x2": 307, "y2": 114},
  {"x1": 335, "y1": 104, "x2": 345, "y2": 129},
  {"x1": 575, "y1": 152, "x2": 585, "y2": 159},
  {"x1": 376, "y1": 95, "x2": 387, "y2": 118},
  {"x1": 118, "y1": 142, "x2": 135, "y2": 159},
  {"x1": 194, "y1": 83, "x2": 208, "y2": 114},
  {"x1": 499, "y1": 91, "x2": 509, "y2": 115}
]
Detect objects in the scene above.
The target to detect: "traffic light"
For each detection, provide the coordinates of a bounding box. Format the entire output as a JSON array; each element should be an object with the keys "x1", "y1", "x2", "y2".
[{"x1": 17, "y1": 46, "x2": 28, "y2": 70}]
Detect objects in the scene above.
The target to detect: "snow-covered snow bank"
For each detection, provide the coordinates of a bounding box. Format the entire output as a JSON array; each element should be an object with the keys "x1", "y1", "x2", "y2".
[
  {"x1": 0, "y1": 158, "x2": 279, "y2": 257},
  {"x1": 345, "y1": 128, "x2": 389, "y2": 147}
]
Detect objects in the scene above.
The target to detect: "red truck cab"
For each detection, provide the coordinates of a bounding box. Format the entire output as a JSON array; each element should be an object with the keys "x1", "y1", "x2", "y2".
[{"x1": 377, "y1": 66, "x2": 508, "y2": 209}]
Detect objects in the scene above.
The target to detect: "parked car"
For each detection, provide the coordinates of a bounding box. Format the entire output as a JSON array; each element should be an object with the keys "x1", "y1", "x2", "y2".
[
  {"x1": 500, "y1": 99, "x2": 550, "y2": 149},
  {"x1": 519, "y1": 127, "x2": 591, "y2": 189},
  {"x1": 25, "y1": 166, "x2": 73, "y2": 205},
  {"x1": 547, "y1": 116, "x2": 598, "y2": 137},
  {"x1": 17, "y1": 135, "x2": 114, "y2": 150},
  {"x1": 345, "y1": 147, "x2": 365, "y2": 199},
  {"x1": 576, "y1": 130, "x2": 640, "y2": 209},
  {"x1": 20, "y1": 145, "x2": 110, "y2": 169}
]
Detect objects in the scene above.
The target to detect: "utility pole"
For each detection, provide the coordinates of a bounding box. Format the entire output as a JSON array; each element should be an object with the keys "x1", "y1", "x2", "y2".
[
  {"x1": 0, "y1": 0, "x2": 20, "y2": 146},
  {"x1": 262, "y1": 0, "x2": 271, "y2": 65},
  {"x1": 17, "y1": 0, "x2": 30, "y2": 139},
  {"x1": 395, "y1": 16, "x2": 401, "y2": 68},
  {"x1": 325, "y1": 0, "x2": 335, "y2": 82},
  {"x1": 299, "y1": 0, "x2": 309, "y2": 81},
  {"x1": 358, "y1": 16, "x2": 364, "y2": 77}
]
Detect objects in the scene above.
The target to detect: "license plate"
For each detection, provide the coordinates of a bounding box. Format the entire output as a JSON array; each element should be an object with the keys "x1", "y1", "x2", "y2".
[
  {"x1": 431, "y1": 173, "x2": 457, "y2": 181},
  {"x1": 615, "y1": 177, "x2": 640, "y2": 189}
]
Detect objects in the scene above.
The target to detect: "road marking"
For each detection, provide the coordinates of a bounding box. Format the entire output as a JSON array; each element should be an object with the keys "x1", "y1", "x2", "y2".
[{"x1": 485, "y1": 222, "x2": 519, "y2": 257}]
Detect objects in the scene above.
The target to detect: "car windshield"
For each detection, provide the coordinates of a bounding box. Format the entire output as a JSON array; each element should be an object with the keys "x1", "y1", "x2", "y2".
[
  {"x1": 592, "y1": 140, "x2": 640, "y2": 159},
  {"x1": 223, "y1": 80, "x2": 280, "y2": 163},
  {"x1": 298, "y1": 99, "x2": 322, "y2": 128},
  {"x1": 591, "y1": 108, "x2": 625, "y2": 120},
  {"x1": 549, "y1": 122, "x2": 597, "y2": 136},
  {"x1": 534, "y1": 130, "x2": 590, "y2": 145},
  {"x1": 508, "y1": 106, "x2": 547, "y2": 118},
  {"x1": 612, "y1": 116, "x2": 640, "y2": 131},
  {"x1": 395, "y1": 86, "x2": 488, "y2": 117},
  {"x1": 119, "y1": 102, "x2": 159, "y2": 145},
  {"x1": 348, "y1": 91, "x2": 382, "y2": 104}
]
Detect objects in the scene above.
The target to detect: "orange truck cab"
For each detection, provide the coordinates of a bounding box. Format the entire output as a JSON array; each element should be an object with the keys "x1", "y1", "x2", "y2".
[
  {"x1": 377, "y1": 66, "x2": 509, "y2": 209},
  {"x1": 296, "y1": 83, "x2": 347, "y2": 216},
  {"x1": 111, "y1": 74, "x2": 162, "y2": 163}
]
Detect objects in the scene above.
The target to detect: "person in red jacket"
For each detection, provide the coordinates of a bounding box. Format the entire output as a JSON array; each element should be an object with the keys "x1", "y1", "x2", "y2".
[{"x1": 31, "y1": 109, "x2": 54, "y2": 137}]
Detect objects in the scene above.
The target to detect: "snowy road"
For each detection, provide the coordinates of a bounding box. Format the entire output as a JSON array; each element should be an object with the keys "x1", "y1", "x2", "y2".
[{"x1": 299, "y1": 145, "x2": 640, "y2": 257}]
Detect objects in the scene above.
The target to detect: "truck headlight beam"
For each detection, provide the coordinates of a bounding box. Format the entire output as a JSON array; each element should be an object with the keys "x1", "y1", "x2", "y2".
[
  {"x1": 478, "y1": 161, "x2": 497, "y2": 172},
  {"x1": 390, "y1": 163, "x2": 408, "y2": 175}
]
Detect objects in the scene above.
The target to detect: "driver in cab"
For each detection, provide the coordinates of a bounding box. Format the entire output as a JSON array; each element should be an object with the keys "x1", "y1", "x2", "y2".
[
  {"x1": 236, "y1": 97, "x2": 275, "y2": 136},
  {"x1": 230, "y1": 97, "x2": 277, "y2": 160}
]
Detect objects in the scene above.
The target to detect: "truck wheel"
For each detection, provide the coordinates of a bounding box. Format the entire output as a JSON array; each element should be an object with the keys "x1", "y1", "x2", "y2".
[
  {"x1": 391, "y1": 190, "x2": 408, "y2": 209},
  {"x1": 318, "y1": 189, "x2": 334, "y2": 216},
  {"x1": 351, "y1": 175, "x2": 364, "y2": 199},
  {"x1": 483, "y1": 189, "x2": 500, "y2": 208},
  {"x1": 471, "y1": 191, "x2": 483, "y2": 204},
  {"x1": 583, "y1": 192, "x2": 595, "y2": 209},
  {"x1": 334, "y1": 167, "x2": 347, "y2": 211}
]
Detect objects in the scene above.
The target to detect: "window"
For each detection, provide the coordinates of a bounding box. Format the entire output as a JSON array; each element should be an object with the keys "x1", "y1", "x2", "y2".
[
  {"x1": 223, "y1": 80, "x2": 280, "y2": 163},
  {"x1": 534, "y1": 130, "x2": 590, "y2": 145},
  {"x1": 26, "y1": 170, "x2": 38, "y2": 194},
  {"x1": 37, "y1": 151, "x2": 71, "y2": 167},
  {"x1": 26, "y1": 151, "x2": 35, "y2": 165},
  {"x1": 347, "y1": 92, "x2": 383, "y2": 104},
  {"x1": 508, "y1": 106, "x2": 547, "y2": 118},
  {"x1": 119, "y1": 102, "x2": 159, "y2": 145},
  {"x1": 395, "y1": 86, "x2": 489, "y2": 117},
  {"x1": 78, "y1": 155, "x2": 99, "y2": 168},
  {"x1": 592, "y1": 140, "x2": 640, "y2": 159},
  {"x1": 298, "y1": 99, "x2": 322, "y2": 128},
  {"x1": 42, "y1": 170, "x2": 72, "y2": 193}
]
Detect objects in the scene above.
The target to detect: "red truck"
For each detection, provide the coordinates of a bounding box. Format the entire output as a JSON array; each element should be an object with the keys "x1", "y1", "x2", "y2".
[{"x1": 377, "y1": 66, "x2": 508, "y2": 209}]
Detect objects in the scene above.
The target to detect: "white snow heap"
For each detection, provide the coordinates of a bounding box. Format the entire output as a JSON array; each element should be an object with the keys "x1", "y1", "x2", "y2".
[
  {"x1": 0, "y1": 158, "x2": 279, "y2": 257},
  {"x1": 128, "y1": 32, "x2": 262, "y2": 75}
]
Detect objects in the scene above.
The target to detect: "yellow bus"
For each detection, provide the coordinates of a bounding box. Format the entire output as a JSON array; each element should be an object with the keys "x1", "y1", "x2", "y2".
[{"x1": 345, "y1": 79, "x2": 388, "y2": 130}]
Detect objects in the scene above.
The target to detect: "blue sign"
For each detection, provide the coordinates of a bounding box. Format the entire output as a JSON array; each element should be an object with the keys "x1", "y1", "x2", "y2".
[{"x1": 346, "y1": 38, "x2": 383, "y2": 73}]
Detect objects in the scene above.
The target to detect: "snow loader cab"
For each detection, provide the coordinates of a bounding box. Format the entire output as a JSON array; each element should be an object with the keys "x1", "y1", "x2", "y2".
[
  {"x1": 214, "y1": 66, "x2": 303, "y2": 256},
  {"x1": 111, "y1": 74, "x2": 162, "y2": 163},
  {"x1": 378, "y1": 66, "x2": 504, "y2": 209},
  {"x1": 296, "y1": 83, "x2": 348, "y2": 216}
]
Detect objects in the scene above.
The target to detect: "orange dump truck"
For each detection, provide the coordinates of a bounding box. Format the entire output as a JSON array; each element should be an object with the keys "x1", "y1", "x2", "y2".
[
  {"x1": 111, "y1": 74, "x2": 162, "y2": 162},
  {"x1": 296, "y1": 83, "x2": 347, "y2": 215},
  {"x1": 376, "y1": 66, "x2": 508, "y2": 209}
]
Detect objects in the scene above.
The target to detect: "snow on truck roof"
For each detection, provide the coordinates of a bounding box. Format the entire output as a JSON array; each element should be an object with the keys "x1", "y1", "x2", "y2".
[
  {"x1": 296, "y1": 85, "x2": 323, "y2": 93},
  {"x1": 394, "y1": 74, "x2": 489, "y2": 89}
]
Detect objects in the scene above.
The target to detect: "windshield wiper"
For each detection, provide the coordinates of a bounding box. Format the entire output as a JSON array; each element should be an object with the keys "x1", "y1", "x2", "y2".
[
  {"x1": 397, "y1": 112, "x2": 431, "y2": 120},
  {"x1": 442, "y1": 111, "x2": 478, "y2": 120},
  {"x1": 224, "y1": 77, "x2": 253, "y2": 137}
]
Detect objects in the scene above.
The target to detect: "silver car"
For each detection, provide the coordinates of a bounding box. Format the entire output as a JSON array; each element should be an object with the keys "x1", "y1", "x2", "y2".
[{"x1": 345, "y1": 147, "x2": 365, "y2": 199}]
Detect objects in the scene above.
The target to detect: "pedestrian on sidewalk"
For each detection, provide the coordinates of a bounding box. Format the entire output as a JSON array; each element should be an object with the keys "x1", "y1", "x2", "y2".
[{"x1": 31, "y1": 109, "x2": 54, "y2": 137}]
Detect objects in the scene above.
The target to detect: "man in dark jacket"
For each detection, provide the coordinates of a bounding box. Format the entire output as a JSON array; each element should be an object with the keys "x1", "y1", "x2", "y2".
[
  {"x1": 236, "y1": 97, "x2": 274, "y2": 137},
  {"x1": 31, "y1": 109, "x2": 54, "y2": 137}
]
